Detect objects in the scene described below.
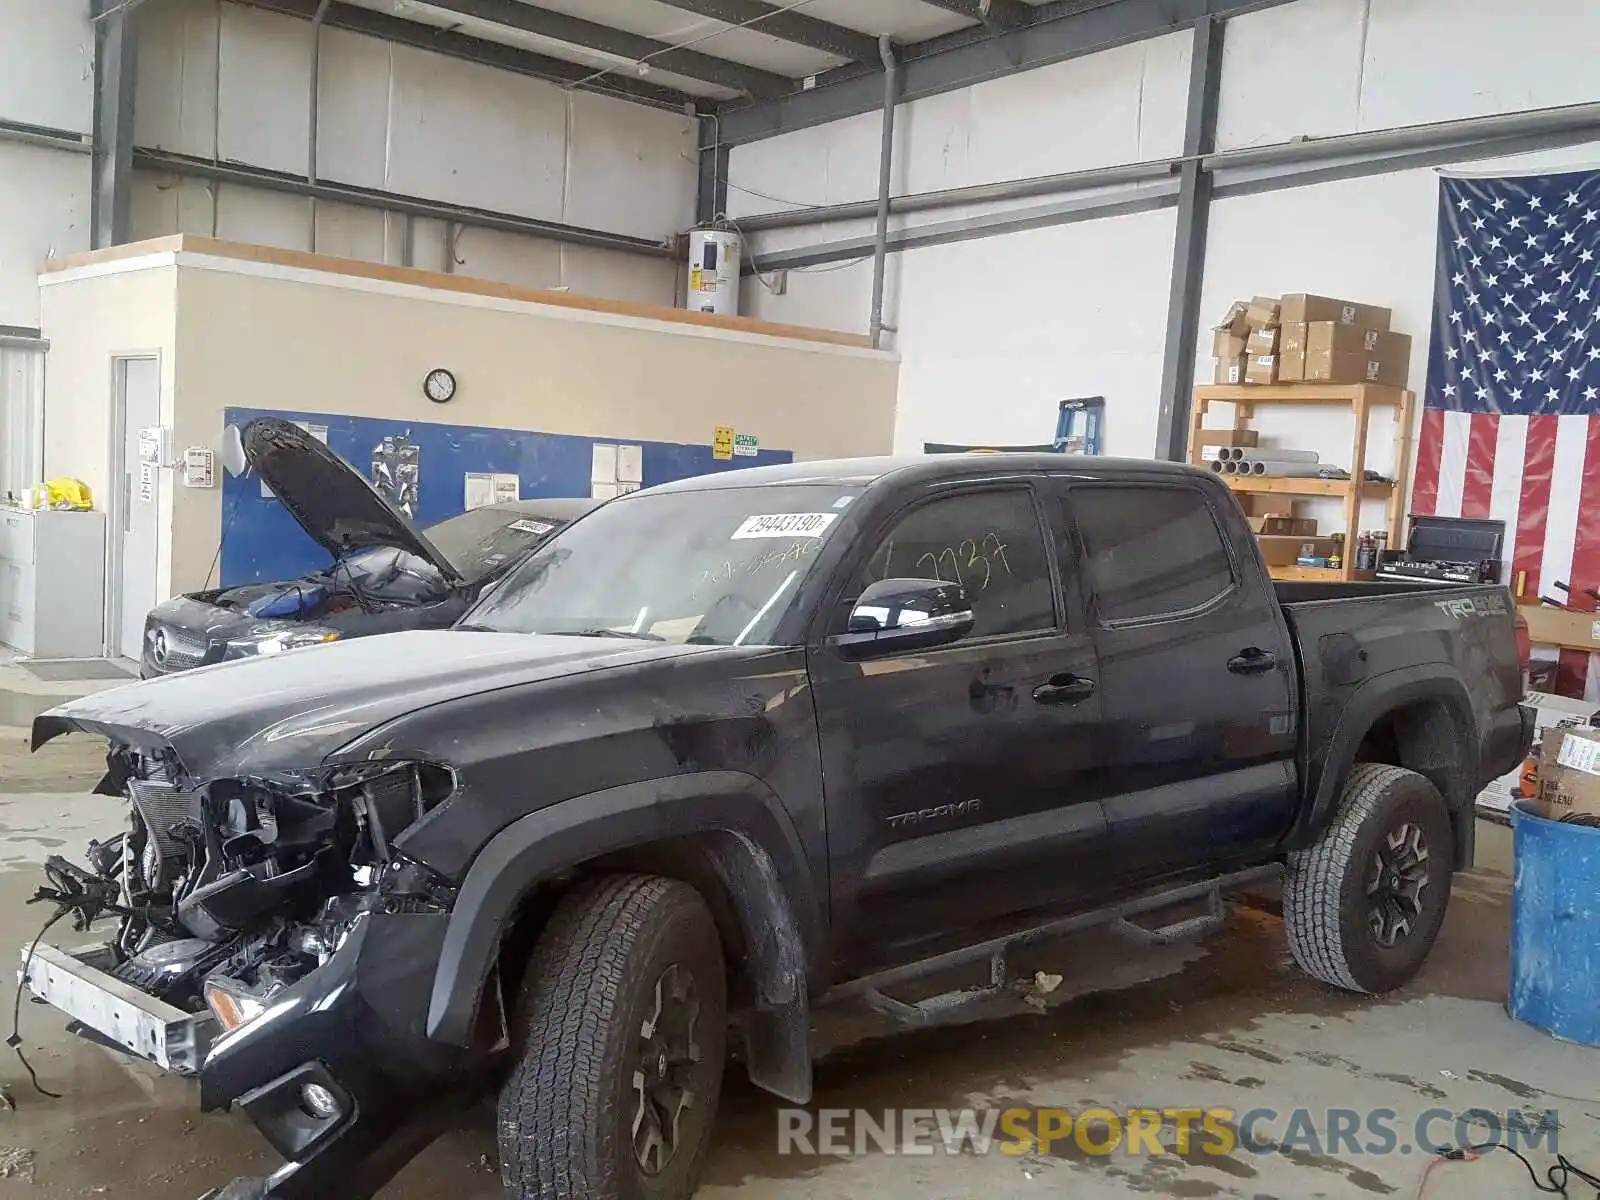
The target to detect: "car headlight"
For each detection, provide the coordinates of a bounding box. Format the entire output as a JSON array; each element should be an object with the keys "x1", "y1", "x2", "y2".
[{"x1": 226, "y1": 623, "x2": 341, "y2": 657}]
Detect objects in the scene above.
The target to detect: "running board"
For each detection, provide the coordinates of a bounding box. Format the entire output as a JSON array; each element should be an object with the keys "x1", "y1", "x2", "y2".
[{"x1": 831, "y1": 865, "x2": 1281, "y2": 1027}]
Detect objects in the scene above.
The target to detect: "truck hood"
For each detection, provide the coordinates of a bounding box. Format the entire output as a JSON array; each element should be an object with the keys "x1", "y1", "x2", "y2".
[
  {"x1": 244, "y1": 417, "x2": 461, "y2": 582},
  {"x1": 33, "y1": 629, "x2": 713, "y2": 779}
]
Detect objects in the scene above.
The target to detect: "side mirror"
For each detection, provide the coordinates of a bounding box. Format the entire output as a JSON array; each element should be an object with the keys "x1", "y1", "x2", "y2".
[
  {"x1": 830, "y1": 577, "x2": 975, "y2": 660},
  {"x1": 220, "y1": 425, "x2": 248, "y2": 478}
]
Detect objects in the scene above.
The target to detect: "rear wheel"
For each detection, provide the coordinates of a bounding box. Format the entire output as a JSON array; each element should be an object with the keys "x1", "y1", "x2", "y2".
[
  {"x1": 498, "y1": 874, "x2": 727, "y2": 1200},
  {"x1": 1283, "y1": 763, "x2": 1454, "y2": 994}
]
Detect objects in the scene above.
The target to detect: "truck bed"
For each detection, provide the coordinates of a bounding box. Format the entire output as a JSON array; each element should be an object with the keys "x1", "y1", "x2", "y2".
[{"x1": 1273, "y1": 577, "x2": 1527, "y2": 854}]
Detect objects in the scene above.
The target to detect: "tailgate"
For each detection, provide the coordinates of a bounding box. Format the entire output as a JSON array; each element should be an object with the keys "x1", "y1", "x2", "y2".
[{"x1": 19, "y1": 942, "x2": 216, "y2": 1075}]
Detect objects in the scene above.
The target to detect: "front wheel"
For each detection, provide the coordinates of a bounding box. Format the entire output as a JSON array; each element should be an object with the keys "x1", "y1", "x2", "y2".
[
  {"x1": 498, "y1": 874, "x2": 727, "y2": 1200},
  {"x1": 1283, "y1": 763, "x2": 1454, "y2": 994}
]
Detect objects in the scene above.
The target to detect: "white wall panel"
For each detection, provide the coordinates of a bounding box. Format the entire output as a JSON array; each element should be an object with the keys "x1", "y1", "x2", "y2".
[
  {"x1": 0, "y1": 0, "x2": 91, "y2": 133},
  {"x1": 741, "y1": 258, "x2": 875, "y2": 334},
  {"x1": 217, "y1": 5, "x2": 311, "y2": 175},
  {"x1": 725, "y1": 111, "x2": 884, "y2": 217},
  {"x1": 890, "y1": 209, "x2": 1178, "y2": 457},
  {"x1": 1360, "y1": 0, "x2": 1600, "y2": 131},
  {"x1": 564, "y1": 91, "x2": 696, "y2": 242},
  {"x1": 383, "y1": 46, "x2": 567, "y2": 221},
  {"x1": 1214, "y1": 0, "x2": 1366, "y2": 151},
  {"x1": 135, "y1": 0, "x2": 220, "y2": 157},
  {"x1": 313, "y1": 202, "x2": 387, "y2": 262},
  {"x1": 214, "y1": 185, "x2": 311, "y2": 251},
  {"x1": 1218, "y1": 0, "x2": 1600, "y2": 153},
  {"x1": 0, "y1": 144, "x2": 89, "y2": 326},
  {"x1": 315, "y1": 26, "x2": 392, "y2": 191},
  {"x1": 130, "y1": 173, "x2": 215, "y2": 239},
  {"x1": 449, "y1": 227, "x2": 562, "y2": 289},
  {"x1": 559, "y1": 246, "x2": 679, "y2": 307},
  {"x1": 727, "y1": 30, "x2": 1190, "y2": 220},
  {"x1": 907, "y1": 34, "x2": 1189, "y2": 193}
]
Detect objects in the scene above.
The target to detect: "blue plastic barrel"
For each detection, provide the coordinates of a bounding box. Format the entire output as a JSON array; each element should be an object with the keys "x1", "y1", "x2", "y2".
[{"x1": 1509, "y1": 801, "x2": 1600, "y2": 1047}]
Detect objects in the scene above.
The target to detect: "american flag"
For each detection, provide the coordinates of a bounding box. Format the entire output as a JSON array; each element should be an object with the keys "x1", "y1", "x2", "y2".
[{"x1": 1416, "y1": 167, "x2": 1600, "y2": 697}]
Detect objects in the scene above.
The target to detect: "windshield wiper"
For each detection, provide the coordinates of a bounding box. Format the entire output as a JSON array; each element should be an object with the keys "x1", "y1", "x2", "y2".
[{"x1": 563, "y1": 627, "x2": 665, "y2": 641}]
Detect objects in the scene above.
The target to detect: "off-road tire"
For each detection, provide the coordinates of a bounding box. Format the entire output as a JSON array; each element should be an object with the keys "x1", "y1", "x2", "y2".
[
  {"x1": 499, "y1": 874, "x2": 727, "y2": 1200},
  {"x1": 1283, "y1": 763, "x2": 1454, "y2": 994}
]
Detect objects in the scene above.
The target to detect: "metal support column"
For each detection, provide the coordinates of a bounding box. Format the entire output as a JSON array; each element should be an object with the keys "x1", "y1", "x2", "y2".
[
  {"x1": 868, "y1": 36, "x2": 897, "y2": 351},
  {"x1": 695, "y1": 115, "x2": 730, "y2": 226},
  {"x1": 307, "y1": 0, "x2": 331, "y2": 250},
  {"x1": 1153, "y1": 15, "x2": 1225, "y2": 461},
  {"x1": 90, "y1": 0, "x2": 140, "y2": 249}
]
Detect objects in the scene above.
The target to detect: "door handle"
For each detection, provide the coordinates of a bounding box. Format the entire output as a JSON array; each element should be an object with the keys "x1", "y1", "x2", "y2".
[
  {"x1": 1033, "y1": 674, "x2": 1096, "y2": 705},
  {"x1": 1228, "y1": 647, "x2": 1279, "y2": 674}
]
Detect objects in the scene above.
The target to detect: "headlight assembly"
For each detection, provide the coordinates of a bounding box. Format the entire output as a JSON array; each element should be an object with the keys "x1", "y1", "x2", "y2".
[{"x1": 226, "y1": 623, "x2": 341, "y2": 657}]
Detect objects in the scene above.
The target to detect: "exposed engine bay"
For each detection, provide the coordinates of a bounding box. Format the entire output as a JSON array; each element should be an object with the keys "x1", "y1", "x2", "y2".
[
  {"x1": 210, "y1": 546, "x2": 453, "y2": 625},
  {"x1": 38, "y1": 745, "x2": 458, "y2": 1026}
]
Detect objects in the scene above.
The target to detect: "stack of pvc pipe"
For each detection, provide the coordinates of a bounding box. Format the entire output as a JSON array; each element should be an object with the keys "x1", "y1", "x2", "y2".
[{"x1": 1209, "y1": 447, "x2": 1325, "y2": 477}]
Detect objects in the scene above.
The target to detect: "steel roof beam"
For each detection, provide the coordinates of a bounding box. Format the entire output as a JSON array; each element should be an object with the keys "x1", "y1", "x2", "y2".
[
  {"x1": 234, "y1": 0, "x2": 700, "y2": 110},
  {"x1": 715, "y1": 0, "x2": 1295, "y2": 145},
  {"x1": 654, "y1": 0, "x2": 881, "y2": 63},
  {"x1": 415, "y1": 0, "x2": 791, "y2": 96}
]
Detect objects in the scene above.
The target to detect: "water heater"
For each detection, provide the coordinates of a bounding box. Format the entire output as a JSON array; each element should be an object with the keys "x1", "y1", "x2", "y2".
[{"x1": 686, "y1": 227, "x2": 742, "y2": 317}]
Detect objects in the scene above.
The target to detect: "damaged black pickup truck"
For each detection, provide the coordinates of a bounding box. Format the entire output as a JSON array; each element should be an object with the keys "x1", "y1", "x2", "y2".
[{"x1": 24, "y1": 454, "x2": 1531, "y2": 1200}]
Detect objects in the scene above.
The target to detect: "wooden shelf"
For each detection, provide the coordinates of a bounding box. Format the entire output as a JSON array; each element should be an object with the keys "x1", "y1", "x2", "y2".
[
  {"x1": 1270, "y1": 564, "x2": 1378, "y2": 583},
  {"x1": 1189, "y1": 376, "x2": 1417, "y2": 583},
  {"x1": 1195, "y1": 383, "x2": 1410, "y2": 407},
  {"x1": 1224, "y1": 476, "x2": 1393, "y2": 498}
]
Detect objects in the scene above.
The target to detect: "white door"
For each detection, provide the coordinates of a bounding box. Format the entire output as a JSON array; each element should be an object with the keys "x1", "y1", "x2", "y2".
[{"x1": 112, "y1": 357, "x2": 160, "y2": 660}]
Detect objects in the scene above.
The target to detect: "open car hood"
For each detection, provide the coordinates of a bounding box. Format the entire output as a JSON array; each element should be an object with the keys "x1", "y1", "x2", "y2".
[{"x1": 243, "y1": 418, "x2": 461, "y2": 581}]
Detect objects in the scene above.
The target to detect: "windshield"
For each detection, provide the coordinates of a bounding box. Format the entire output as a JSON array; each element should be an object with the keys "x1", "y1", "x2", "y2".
[
  {"x1": 424, "y1": 507, "x2": 570, "y2": 582},
  {"x1": 463, "y1": 484, "x2": 861, "y2": 645}
]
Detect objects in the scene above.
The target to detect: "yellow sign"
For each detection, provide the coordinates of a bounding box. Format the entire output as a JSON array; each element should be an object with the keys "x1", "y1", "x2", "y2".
[{"x1": 713, "y1": 425, "x2": 735, "y2": 461}]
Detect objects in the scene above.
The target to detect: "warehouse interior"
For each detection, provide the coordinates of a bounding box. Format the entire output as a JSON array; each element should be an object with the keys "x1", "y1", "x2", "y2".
[{"x1": 3, "y1": 0, "x2": 1600, "y2": 1197}]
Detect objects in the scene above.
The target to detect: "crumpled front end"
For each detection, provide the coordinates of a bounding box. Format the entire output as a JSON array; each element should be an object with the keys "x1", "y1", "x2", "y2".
[{"x1": 20, "y1": 733, "x2": 501, "y2": 1199}]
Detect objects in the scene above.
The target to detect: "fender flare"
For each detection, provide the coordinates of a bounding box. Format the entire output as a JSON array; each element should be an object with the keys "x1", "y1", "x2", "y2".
[
  {"x1": 1287, "y1": 666, "x2": 1478, "y2": 853},
  {"x1": 424, "y1": 770, "x2": 818, "y2": 1103}
]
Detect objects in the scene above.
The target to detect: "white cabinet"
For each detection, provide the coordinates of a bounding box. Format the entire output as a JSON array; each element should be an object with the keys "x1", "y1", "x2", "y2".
[{"x1": 0, "y1": 508, "x2": 106, "y2": 658}]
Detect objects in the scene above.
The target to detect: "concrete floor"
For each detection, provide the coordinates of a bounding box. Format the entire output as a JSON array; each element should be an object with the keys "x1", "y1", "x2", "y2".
[{"x1": 0, "y1": 655, "x2": 1597, "y2": 1199}]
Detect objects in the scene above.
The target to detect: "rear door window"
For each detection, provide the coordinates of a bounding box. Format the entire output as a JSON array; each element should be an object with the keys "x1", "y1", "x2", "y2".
[{"x1": 1068, "y1": 484, "x2": 1235, "y2": 623}]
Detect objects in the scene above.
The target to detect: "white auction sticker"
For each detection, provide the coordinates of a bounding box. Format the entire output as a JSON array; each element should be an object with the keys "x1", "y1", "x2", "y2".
[
  {"x1": 731, "y1": 512, "x2": 839, "y2": 540},
  {"x1": 509, "y1": 519, "x2": 556, "y2": 536}
]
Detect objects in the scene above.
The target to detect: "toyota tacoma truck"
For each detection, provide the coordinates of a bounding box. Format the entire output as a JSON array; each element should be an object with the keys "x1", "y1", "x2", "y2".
[{"x1": 22, "y1": 454, "x2": 1532, "y2": 1200}]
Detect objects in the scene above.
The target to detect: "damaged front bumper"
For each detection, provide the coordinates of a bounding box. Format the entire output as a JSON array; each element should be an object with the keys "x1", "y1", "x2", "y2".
[{"x1": 23, "y1": 910, "x2": 499, "y2": 1199}]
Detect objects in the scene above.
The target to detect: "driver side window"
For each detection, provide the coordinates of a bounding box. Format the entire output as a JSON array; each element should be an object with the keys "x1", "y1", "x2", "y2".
[{"x1": 858, "y1": 488, "x2": 1056, "y2": 638}]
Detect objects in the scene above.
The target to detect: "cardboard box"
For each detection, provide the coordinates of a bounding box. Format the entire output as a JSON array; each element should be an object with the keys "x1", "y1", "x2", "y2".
[
  {"x1": 1533, "y1": 726, "x2": 1600, "y2": 822},
  {"x1": 1257, "y1": 534, "x2": 1338, "y2": 567},
  {"x1": 1212, "y1": 329, "x2": 1247, "y2": 358},
  {"x1": 1519, "y1": 604, "x2": 1600, "y2": 652},
  {"x1": 1279, "y1": 293, "x2": 1392, "y2": 332},
  {"x1": 1213, "y1": 355, "x2": 1247, "y2": 385},
  {"x1": 1301, "y1": 348, "x2": 1409, "y2": 388},
  {"x1": 1239, "y1": 493, "x2": 1296, "y2": 518},
  {"x1": 1196, "y1": 428, "x2": 1259, "y2": 449},
  {"x1": 1245, "y1": 326, "x2": 1279, "y2": 356},
  {"x1": 1245, "y1": 296, "x2": 1280, "y2": 329},
  {"x1": 1215, "y1": 301, "x2": 1250, "y2": 339},
  {"x1": 1244, "y1": 354, "x2": 1279, "y2": 385},
  {"x1": 1277, "y1": 322, "x2": 1307, "y2": 381},
  {"x1": 1304, "y1": 323, "x2": 1411, "y2": 360},
  {"x1": 1247, "y1": 516, "x2": 1317, "y2": 536}
]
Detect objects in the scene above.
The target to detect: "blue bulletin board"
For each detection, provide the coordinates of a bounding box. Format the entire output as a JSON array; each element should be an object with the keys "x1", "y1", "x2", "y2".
[{"x1": 218, "y1": 406, "x2": 794, "y2": 587}]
